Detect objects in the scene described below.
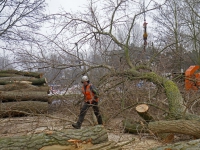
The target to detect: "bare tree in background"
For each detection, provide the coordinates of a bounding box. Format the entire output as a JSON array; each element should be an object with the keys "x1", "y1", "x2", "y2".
[{"x1": 0, "y1": 0, "x2": 47, "y2": 69}]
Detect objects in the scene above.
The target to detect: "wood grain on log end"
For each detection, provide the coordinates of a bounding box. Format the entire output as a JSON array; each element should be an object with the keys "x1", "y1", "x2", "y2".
[{"x1": 136, "y1": 104, "x2": 149, "y2": 112}]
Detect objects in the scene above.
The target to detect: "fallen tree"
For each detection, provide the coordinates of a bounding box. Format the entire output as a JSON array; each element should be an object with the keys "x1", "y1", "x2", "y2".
[
  {"x1": 149, "y1": 139, "x2": 200, "y2": 150},
  {"x1": 0, "y1": 70, "x2": 43, "y2": 78},
  {"x1": 0, "y1": 77, "x2": 47, "y2": 85},
  {"x1": 0, "y1": 91, "x2": 49, "y2": 102},
  {"x1": 0, "y1": 125, "x2": 108, "y2": 150}
]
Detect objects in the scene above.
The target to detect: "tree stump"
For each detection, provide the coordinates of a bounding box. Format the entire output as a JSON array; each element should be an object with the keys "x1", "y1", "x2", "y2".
[{"x1": 136, "y1": 104, "x2": 154, "y2": 123}]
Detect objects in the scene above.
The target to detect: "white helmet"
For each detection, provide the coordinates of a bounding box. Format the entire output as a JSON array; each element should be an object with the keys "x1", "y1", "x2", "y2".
[{"x1": 81, "y1": 75, "x2": 89, "y2": 82}]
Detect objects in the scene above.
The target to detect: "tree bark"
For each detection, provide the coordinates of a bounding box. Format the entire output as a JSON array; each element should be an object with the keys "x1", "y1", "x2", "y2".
[
  {"x1": 0, "y1": 101, "x2": 48, "y2": 117},
  {"x1": 149, "y1": 139, "x2": 200, "y2": 150},
  {"x1": 0, "y1": 77, "x2": 47, "y2": 85},
  {"x1": 148, "y1": 119, "x2": 200, "y2": 138},
  {"x1": 0, "y1": 125, "x2": 108, "y2": 150},
  {"x1": 0, "y1": 84, "x2": 49, "y2": 92},
  {"x1": 0, "y1": 91, "x2": 49, "y2": 102},
  {"x1": 123, "y1": 120, "x2": 149, "y2": 134},
  {"x1": 0, "y1": 70, "x2": 42, "y2": 78}
]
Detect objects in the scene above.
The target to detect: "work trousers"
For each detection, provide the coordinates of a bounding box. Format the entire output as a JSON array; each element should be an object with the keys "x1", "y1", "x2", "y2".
[{"x1": 77, "y1": 101, "x2": 103, "y2": 125}]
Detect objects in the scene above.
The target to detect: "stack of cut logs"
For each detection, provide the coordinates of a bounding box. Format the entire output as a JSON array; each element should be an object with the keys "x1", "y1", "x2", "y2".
[{"x1": 0, "y1": 70, "x2": 50, "y2": 117}]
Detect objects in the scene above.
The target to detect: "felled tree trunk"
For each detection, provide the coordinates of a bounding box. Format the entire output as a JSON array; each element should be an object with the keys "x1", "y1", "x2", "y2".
[
  {"x1": 148, "y1": 119, "x2": 200, "y2": 138},
  {"x1": 0, "y1": 91, "x2": 49, "y2": 102},
  {"x1": 0, "y1": 77, "x2": 47, "y2": 85},
  {"x1": 123, "y1": 120, "x2": 149, "y2": 134},
  {"x1": 0, "y1": 101, "x2": 48, "y2": 117},
  {"x1": 149, "y1": 139, "x2": 200, "y2": 150},
  {"x1": 0, "y1": 125, "x2": 108, "y2": 150},
  {"x1": 0, "y1": 70, "x2": 42, "y2": 78},
  {"x1": 135, "y1": 104, "x2": 154, "y2": 123},
  {"x1": 0, "y1": 84, "x2": 49, "y2": 92}
]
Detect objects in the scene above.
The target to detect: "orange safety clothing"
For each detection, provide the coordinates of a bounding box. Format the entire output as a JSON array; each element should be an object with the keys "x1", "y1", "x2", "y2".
[{"x1": 82, "y1": 84, "x2": 99, "y2": 103}]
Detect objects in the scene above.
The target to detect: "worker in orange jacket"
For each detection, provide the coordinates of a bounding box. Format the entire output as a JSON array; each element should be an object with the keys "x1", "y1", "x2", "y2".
[{"x1": 72, "y1": 75, "x2": 103, "y2": 129}]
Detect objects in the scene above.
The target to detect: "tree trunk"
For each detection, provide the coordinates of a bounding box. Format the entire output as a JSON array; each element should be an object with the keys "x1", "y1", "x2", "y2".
[
  {"x1": 0, "y1": 91, "x2": 49, "y2": 102},
  {"x1": 0, "y1": 125, "x2": 108, "y2": 150},
  {"x1": 136, "y1": 104, "x2": 154, "y2": 123},
  {"x1": 0, "y1": 84, "x2": 49, "y2": 92},
  {"x1": 123, "y1": 120, "x2": 149, "y2": 134},
  {"x1": 0, "y1": 77, "x2": 47, "y2": 85},
  {"x1": 0, "y1": 70, "x2": 42, "y2": 78},
  {"x1": 149, "y1": 139, "x2": 200, "y2": 150},
  {"x1": 148, "y1": 119, "x2": 200, "y2": 138},
  {"x1": 0, "y1": 101, "x2": 49, "y2": 117}
]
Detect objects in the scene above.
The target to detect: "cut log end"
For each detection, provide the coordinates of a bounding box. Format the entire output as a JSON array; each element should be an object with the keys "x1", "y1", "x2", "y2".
[{"x1": 136, "y1": 104, "x2": 149, "y2": 113}]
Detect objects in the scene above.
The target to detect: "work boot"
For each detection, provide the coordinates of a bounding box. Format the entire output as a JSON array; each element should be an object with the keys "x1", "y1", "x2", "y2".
[
  {"x1": 72, "y1": 122, "x2": 81, "y2": 129},
  {"x1": 97, "y1": 115, "x2": 103, "y2": 125}
]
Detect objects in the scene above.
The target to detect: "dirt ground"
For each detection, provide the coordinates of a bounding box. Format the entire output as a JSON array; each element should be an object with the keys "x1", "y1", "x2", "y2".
[{"x1": 0, "y1": 114, "x2": 163, "y2": 150}]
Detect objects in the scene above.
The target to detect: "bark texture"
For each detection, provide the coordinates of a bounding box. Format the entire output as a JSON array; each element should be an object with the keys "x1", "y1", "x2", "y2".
[
  {"x1": 0, "y1": 91, "x2": 49, "y2": 102},
  {"x1": 148, "y1": 119, "x2": 200, "y2": 138},
  {"x1": 149, "y1": 139, "x2": 200, "y2": 150},
  {"x1": 0, "y1": 70, "x2": 42, "y2": 78},
  {"x1": 0, "y1": 77, "x2": 47, "y2": 85},
  {"x1": 123, "y1": 120, "x2": 149, "y2": 134},
  {"x1": 0, "y1": 125, "x2": 108, "y2": 150}
]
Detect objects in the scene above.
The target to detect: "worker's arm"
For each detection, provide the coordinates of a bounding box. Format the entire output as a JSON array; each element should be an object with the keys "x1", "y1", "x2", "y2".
[{"x1": 90, "y1": 85, "x2": 99, "y2": 99}]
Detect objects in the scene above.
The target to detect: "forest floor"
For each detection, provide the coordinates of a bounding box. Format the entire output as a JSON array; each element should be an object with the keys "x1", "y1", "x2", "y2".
[{"x1": 0, "y1": 114, "x2": 164, "y2": 150}]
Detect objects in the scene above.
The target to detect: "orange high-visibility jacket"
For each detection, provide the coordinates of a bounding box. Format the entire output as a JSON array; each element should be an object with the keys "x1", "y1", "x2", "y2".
[{"x1": 82, "y1": 84, "x2": 99, "y2": 103}]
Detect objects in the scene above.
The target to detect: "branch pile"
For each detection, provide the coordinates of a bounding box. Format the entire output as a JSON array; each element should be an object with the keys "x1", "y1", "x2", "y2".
[{"x1": 0, "y1": 70, "x2": 50, "y2": 117}]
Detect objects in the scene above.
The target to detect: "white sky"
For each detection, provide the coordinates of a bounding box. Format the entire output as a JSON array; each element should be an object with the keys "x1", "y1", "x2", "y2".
[{"x1": 46, "y1": 0, "x2": 88, "y2": 14}]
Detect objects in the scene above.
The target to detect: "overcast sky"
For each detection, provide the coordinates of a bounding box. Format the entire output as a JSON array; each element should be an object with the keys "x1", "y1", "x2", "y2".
[{"x1": 46, "y1": 0, "x2": 88, "y2": 14}]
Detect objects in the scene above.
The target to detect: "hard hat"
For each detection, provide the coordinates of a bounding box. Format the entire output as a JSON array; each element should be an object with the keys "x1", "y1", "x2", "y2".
[{"x1": 81, "y1": 75, "x2": 89, "y2": 82}]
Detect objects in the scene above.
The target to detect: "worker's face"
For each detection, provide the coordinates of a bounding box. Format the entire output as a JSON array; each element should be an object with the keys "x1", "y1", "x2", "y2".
[{"x1": 82, "y1": 81, "x2": 88, "y2": 86}]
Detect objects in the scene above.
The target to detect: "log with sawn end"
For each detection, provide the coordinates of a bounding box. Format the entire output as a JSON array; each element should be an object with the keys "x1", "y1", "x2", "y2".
[{"x1": 0, "y1": 91, "x2": 49, "y2": 102}]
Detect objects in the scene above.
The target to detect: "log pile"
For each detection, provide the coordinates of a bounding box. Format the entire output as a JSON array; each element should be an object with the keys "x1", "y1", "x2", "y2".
[{"x1": 0, "y1": 70, "x2": 50, "y2": 117}]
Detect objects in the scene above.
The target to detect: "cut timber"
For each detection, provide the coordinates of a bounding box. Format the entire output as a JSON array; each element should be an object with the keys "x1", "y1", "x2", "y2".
[
  {"x1": 148, "y1": 119, "x2": 200, "y2": 138},
  {"x1": 0, "y1": 125, "x2": 108, "y2": 150},
  {"x1": 0, "y1": 91, "x2": 49, "y2": 102},
  {"x1": 149, "y1": 139, "x2": 200, "y2": 150},
  {"x1": 0, "y1": 70, "x2": 42, "y2": 78},
  {"x1": 0, "y1": 101, "x2": 48, "y2": 117},
  {"x1": 0, "y1": 83, "x2": 49, "y2": 92},
  {"x1": 0, "y1": 77, "x2": 47, "y2": 85},
  {"x1": 136, "y1": 104, "x2": 154, "y2": 123}
]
